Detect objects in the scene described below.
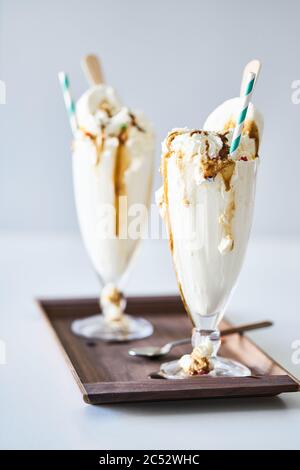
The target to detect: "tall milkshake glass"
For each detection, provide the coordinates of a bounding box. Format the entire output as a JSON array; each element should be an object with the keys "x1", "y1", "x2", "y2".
[
  {"x1": 157, "y1": 96, "x2": 263, "y2": 378},
  {"x1": 70, "y1": 83, "x2": 155, "y2": 341}
]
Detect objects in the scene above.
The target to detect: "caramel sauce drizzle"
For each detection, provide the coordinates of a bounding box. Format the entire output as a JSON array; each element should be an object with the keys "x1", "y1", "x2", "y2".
[
  {"x1": 223, "y1": 118, "x2": 260, "y2": 156},
  {"x1": 114, "y1": 128, "x2": 130, "y2": 237},
  {"x1": 161, "y1": 129, "x2": 195, "y2": 323},
  {"x1": 80, "y1": 127, "x2": 104, "y2": 165},
  {"x1": 81, "y1": 102, "x2": 147, "y2": 238},
  {"x1": 113, "y1": 114, "x2": 146, "y2": 238},
  {"x1": 219, "y1": 195, "x2": 235, "y2": 250}
]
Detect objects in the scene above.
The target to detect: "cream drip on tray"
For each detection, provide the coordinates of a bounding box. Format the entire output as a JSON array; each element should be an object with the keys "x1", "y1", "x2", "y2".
[{"x1": 179, "y1": 339, "x2": 214, "y2": 375}]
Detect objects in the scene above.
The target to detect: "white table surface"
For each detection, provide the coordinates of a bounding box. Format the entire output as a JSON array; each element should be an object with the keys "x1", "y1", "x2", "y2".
[{"x1": 0, "y1": 232, "x2": 299, "y2": 450}]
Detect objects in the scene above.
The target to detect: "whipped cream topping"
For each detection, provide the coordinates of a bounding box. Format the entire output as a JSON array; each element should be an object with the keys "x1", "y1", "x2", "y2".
[
  {"x1": 158, "y1": 128, "x2": 258, "y2": 228},
  {"x1": 164, "y1": 129, "x2": 223, "y2": 159},
  {"x1": 165, "y1": 128, "x2": 257, "y2": 166},
  {"x1": 76, "y1": 84, "x2": 152, "y2": 142},
  {"x1": 76, "y1": 85, "x2": 122, "y2": 136},
  {"x1": 75, "y1": 85, "x2": 154, "y2": 173}
]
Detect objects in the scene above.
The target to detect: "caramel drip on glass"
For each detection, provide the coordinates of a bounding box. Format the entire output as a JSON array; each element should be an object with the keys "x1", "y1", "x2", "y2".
[
  {"x1": 161, "y1": 130, "x2": 194, "y2": 323},
  {"x1": 246, "y1": 121, "x2": 260, "y2": 156},
  {"x1": 162, "y1": 155, "x2": 173, "y2": 253},
  {"x1": 200, "y1": 159, "x2": 235, "y2": 191},
  {"x1": 220, "y1": 161, "x2": 235, "y2": 192},
  {"x1": 163, "y1": 151, "x2": 193, "y2": 323},
  {"x1": 161, "y1": 129, "x2": 186, "y2": 254},
  {"x1": 114, "y1": 129, "x2": 130, "y2": 237},
  {"x1": 79, "y1": 127, "x2": 104, "y2": 165},
  {"x1": 225, "y1": 198, "x2": 235, "y2": 243},
  {"x1": 219, "y1": 193, "x2": 235, "y2": 252}
]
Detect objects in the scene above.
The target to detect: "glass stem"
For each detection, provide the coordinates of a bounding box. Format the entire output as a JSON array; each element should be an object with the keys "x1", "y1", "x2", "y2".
[
  {"x1": 99, "y1": 284, "x2": 126, "y2": 322},
  {"x1": 191, "y1": 313, "x2": 221, "y2": 358}
]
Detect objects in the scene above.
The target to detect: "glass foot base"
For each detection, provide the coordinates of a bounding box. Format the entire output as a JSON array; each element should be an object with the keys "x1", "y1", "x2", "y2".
[
  {"x1": 160, "y1": 356, "x2": 251, "y2": 379},
  {"x1": 71, "y1": 314, "x2": 153, "y2": 342}
]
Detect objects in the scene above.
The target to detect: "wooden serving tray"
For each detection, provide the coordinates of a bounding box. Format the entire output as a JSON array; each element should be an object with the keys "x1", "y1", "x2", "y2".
[{"x1": 37, "y1": 296, "x2": 299, "y2": 405}]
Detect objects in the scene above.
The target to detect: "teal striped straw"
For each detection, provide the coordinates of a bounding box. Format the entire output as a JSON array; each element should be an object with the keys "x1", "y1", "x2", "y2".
[
  {"x1": 58, "y1": 71, "x2": 78, "y2": 136},
  {"x1": 230, "y1": 72, "x2": 256, "y2": 158}
]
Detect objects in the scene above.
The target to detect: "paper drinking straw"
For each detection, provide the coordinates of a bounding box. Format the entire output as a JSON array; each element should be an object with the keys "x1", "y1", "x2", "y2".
[
  {"x1": 58, "y1": 71, "x2": 77, "y2": 136},
  {"x1": 230, "y1": 71, "x2": 256, "y2": 157}
]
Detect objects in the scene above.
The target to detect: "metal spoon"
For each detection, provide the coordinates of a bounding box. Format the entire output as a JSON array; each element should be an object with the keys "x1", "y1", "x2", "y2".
[
  {"x1": 128, "y1": 320, "x2": 273, "y2": 358},
  {"x1": 129, "y1": 338, "x2": 189, "y2": 358}
]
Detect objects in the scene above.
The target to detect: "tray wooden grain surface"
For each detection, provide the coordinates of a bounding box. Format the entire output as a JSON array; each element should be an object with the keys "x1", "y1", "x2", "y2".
[{"x1": 38, "y1": 296, "x2": 299, "y2": 405}]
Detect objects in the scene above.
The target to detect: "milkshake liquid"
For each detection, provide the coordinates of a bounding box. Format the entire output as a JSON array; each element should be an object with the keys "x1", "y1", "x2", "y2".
[{"x1": 162, "y1": 141, "x2": 258, "y2": 326}]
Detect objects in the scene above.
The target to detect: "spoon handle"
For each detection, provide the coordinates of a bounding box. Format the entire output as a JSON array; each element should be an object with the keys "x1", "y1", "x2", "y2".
[{"x1": 167, "y1": 338, "x2": 190, "y2": 348}]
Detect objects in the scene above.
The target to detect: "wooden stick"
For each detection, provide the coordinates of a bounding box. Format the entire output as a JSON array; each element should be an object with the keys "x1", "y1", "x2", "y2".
[
  {"x1": 240, "y1": 59, "x2": 261, "y2": 96},
  {"x1": 81, "y1": 54, "x2": 104, "y2": 86}
]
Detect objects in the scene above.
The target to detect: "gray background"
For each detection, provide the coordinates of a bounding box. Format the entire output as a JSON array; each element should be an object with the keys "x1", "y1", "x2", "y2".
[{"x1": 0, "y1": 0, "x2": 299, "y2": 236}]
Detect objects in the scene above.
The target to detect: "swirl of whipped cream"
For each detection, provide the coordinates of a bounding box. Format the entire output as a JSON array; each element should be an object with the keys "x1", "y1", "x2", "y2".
[
  {"x1": 76, "y1": 84, "x2": 153, "y2": 143},
  {"x1": 76, "y1": 85, "x2": 119, "y2": 134},
  {"x1": 76, "y1": 84, "x2": 124, "y2": 136},
  {"x1": 168, "y1": 130, "x2": 224, "y2": 160}
]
